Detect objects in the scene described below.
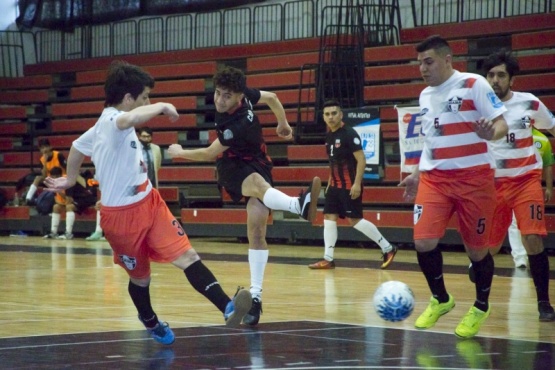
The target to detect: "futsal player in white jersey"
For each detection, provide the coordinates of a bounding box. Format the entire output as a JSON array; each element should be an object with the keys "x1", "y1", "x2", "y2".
[
  {"x1": 399, "y1": 35, "x2": 508, "y2": 338},
  {"x1": 45, "y1": 60, "x2": 251, "y2": 345},
  {"x1": 482, "y1": 49, "x2": 555, "y2": 321}
]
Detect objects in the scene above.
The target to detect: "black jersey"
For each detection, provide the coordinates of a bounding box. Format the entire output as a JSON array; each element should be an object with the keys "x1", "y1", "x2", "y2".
[
  {"x1": 214, "y1": 88, "x2": 271, "y2": 166},
  {"x1": 326, "y1": 123, "x2": 363, "y2": 189}
]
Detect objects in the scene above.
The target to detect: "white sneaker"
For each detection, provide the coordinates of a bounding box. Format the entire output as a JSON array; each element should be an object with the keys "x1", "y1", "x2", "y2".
[
  {"x1": 86, "y1": 231, "x2": 104, "y2": 241},
  {"x1": 514, "y1": 256, "x2": 528, "y2": 269},
  {"x1": 56, "y1": 233, "x2": 74, "y2": 240}
]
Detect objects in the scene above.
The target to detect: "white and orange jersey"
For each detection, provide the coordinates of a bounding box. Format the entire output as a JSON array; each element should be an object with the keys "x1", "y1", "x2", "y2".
[
  {"x1": 418, "y1": 71, "x2": 507, "y2": 171},
  {"x1": 73, "y1": 107, "x2": 152, "y2": 207},
  {"x1": 489, "y1": 91, "x2": 555, "y2": 178}
]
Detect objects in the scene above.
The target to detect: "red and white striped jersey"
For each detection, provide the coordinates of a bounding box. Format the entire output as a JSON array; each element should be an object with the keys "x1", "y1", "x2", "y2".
[
  {"x1": 418, "y1": 71, "x2": 507, "y2": 171},
  {"x1": 489, "y1": 91, "x2": 555, "y2": 178}
]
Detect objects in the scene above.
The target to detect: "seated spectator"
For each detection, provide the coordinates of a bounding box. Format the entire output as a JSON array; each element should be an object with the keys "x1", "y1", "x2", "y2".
[
  {"x1": 23, "y1": 138, "x2": 86, "y2": 205},
  {"x1": 44, "y1": 167, "x2": 97, "y2": 240}
]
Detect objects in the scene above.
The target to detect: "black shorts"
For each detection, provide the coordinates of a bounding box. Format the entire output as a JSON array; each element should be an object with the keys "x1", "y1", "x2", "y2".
[
  {"x1": 323, "y1": 186, "x2": 363, "y2": 219},
  {"x1": 216, "y1": 158, "x2": 273, "y2": 203}
]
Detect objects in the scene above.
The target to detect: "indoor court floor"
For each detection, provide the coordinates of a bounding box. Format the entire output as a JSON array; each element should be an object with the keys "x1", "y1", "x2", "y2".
[{"x1": 0, "y1": 235, "x2": 554, "y2": 369}]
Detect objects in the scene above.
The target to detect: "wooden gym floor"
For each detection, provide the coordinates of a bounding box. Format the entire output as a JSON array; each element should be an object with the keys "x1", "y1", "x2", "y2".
[{"x1": 0, "y1": 235, "x2": 554, "y2": 369}]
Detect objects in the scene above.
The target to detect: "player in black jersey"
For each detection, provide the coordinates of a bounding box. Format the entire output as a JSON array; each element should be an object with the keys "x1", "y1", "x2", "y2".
[
  {"x1": 308, "y1": 100, "x2": 397, "y2": 270},
  {"x1": 169, "y1": 66, "x2": 321, "y2": 326}
]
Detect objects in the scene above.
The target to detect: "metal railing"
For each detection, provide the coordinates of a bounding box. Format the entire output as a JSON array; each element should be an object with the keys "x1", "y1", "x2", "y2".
[
  {"x1": 1, "y1": 0, "x2": 553, "y2": 77},
  {"x1": 415, "y1": 0, "x2": 553, "y2": 26}
]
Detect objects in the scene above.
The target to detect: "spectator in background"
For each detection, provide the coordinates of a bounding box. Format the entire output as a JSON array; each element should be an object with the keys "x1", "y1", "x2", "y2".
[
  {"x1": 137, "y1": 126, "x2": 161, "y2": 188},
  {"x1": 23, "y1": 138, "x2": 86, "y2": 205}
]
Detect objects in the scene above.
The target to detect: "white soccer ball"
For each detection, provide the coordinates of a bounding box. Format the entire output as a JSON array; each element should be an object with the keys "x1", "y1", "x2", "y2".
[{"x1": 373, "y1": 281, "x2": 415, "y2": 322}]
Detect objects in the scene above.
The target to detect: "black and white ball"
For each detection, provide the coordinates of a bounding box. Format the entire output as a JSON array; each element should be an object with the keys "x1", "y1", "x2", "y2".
[{"x1": 373, "y1": 281, "x2": 415, "y2": 322}]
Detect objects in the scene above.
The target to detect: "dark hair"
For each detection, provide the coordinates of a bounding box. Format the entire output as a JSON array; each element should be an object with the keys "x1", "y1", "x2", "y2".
[
  {"x1": 323, "y1": 99, "x2": 342, "y2": 109},
  {"x1": 415, "y1": 35, "x2": 452, "y2": 57},
  {"x1": 137, "y1": 126, "x2": 153, "y2": 136},
  {"x1": 50, "y1": 166, "x2": 63, "y2": 177},
  {"x1": 38, "y1": 138, "x2": 51, "y2": 147},
  {"x1": 213, "y1": 66, "x2": 246, "y2": 93},
  {"x1": 104, "y1": 60, "x2": 155, "y2": 107},
  {"x1": 482, "y1": 49, "x2": 520, "y2": 78}
]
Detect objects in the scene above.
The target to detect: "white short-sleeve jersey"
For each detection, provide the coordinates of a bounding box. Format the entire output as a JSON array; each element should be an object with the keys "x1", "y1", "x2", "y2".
[
  {"x1": 488, "y1": 91, "x2": 555, "y2": 178},
  {"x1": 73, "y1": 107, "x2": 152, "y2": 206},
  {"x1": 418, "y1": 70, "x2": 507, "y2": 171}
]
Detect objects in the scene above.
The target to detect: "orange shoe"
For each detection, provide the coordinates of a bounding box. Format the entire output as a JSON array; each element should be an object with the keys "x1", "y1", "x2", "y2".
[
  {"x1": 308, "y1": 259, "x2": 335, "y2": 269},
  {"x1": 381, "y1": 245, "x2": 397, "y2": 269}
]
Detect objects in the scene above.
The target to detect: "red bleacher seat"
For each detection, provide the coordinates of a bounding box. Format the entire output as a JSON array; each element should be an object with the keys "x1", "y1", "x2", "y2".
[
  {"x1": 0, "y1": 75, "x2": 52, "y2": 90},
  {"x1": 400, "y1": 13, "x2": 555, "y2": 43},
  {"x1": 0, "y1": 106, "x2": 27, "y2": 120},
  {"x1": 0, "y1": 89, "x2": 50, "y2": 104},
  {"x1": 364, "y1": 40, "x2": 468, "y2": 64},
  {"x1": 0, "y1": 122, "x2": 27, "y2": 136},
  {"x1": 512, "y1": 29, "x2": 555, "y2": 51}
]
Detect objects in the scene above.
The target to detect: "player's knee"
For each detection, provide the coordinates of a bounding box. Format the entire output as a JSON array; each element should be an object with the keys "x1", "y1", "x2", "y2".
[
  {"x1": 171, "y1": 248, "x2": 201, "y2": 269},
  {"x1": 522, "y1": 234, "x2": 544, "y2": 255},
  {"x1": 414, "y1": 238, "x2": 438, "y2": 252}
]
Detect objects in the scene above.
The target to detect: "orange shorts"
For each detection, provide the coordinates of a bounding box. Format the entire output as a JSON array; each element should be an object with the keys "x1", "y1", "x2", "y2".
[
  {"x1": 414, "y1": 168, "x2": 496, "y2": 249},
  {"x1": 100, "y1": 189, "x2": 192, "y2": 279},
  {"x1": 489, "y1": 170, "x2": 546, "y2": 247}
]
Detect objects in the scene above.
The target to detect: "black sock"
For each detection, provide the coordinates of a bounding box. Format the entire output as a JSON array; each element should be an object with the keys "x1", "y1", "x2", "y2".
[
  {"x1": 528, "y1": 250, "x2": 550, "y2": 303},
  {"x1": 128, "y1": 281, "x2": 158, "y2": 328},
  {"x1": 184, "y1": 260, "x2": 230, "y2": 313},
  {"x1": 471, "y1": 252, "x2": 494, "y2": 312},
  {"x1": 417, "y1": 248, "x2": 449, "y2": 303}
]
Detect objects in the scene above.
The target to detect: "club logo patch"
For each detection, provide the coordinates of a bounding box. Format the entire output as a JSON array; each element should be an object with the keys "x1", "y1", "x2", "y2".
[
  {"x1": 335, "y1": 138, "x2": 341, "y2": 148},
  {"x1": 520, "y1": 115, "x2": 531, "y2": 129},
  {"x1": 354, "y1": 137, "x2": 360, "y2": 145},
  {"x1": 447, "y1": 96, "x2": 463, "y2": 113},
  {"x1": 223, "y1": 129, "x2": 233, "y2": 140},
  {"x1": 119, "y1": 255, "x2": 137, "y2": 270},
  {"x1": 130, "y1": 141, "x2": 137, "y2": 149},
  {"x1": 414, "y1": 204, "x2": 423, "y2": 225}
]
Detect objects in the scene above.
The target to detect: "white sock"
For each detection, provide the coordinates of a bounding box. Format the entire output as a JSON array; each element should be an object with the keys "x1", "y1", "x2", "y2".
[
  {"x1": 262, "y1": 188, "x2": 300, "y2": 214},
  {"x1": 95, "y1": 211, "x2": 102, "y2": 233},
  {"x1": 353, "y1": 219, "x2": 392, "y2": 253},
  {"x1": 51, "y1": 213, "x2": 60, "y2": 234},
  {"x1": 323, "y1": 219, "x2": 337, "y2": 261},
  {"x1": 26, "y1": 184, "x2": 38, "y2": 200},
  {"x1": 249, "y1": 249, "x2": 269, "y2": 300},
  {"x1": 66, "y1": 211, "x2": 75, "y2": 234}
]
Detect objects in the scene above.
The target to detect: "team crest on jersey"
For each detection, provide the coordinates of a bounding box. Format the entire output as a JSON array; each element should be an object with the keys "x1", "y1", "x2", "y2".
[
  {"x1": 130, "y1": 141, "x2": 137, "y2": 149},
  {"x1": 414, "y1": 204, "x2": 423, "y2": 225},
  {"x1": 535, "y1": 141, "x2": 543, "y2": 150},
  {"x1": 447, "y1": 96, "x2": 463, "y2": 113},
  {"x1": 487, "y1": 91, "x2": 504, "y2": 108},
  {"x1": 335, "y1": 138, "x2": 341, "y2": 148},
  {"x1": 353, "y1": 137, "x2": 360, "y2": 145},
  {"x1": 118, "y1": 255, "x2": 137, "y2": 270},
  {"x1": 223, "y1": 129, "x2": 233, "y2": 140},
  {"x1": 520, "y1": 115, "x2": 532, "y2": 129}
]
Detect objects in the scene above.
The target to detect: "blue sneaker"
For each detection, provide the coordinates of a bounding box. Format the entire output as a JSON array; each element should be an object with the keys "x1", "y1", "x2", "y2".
[
  {"x1": 224, "y1": 288, "x2": 251, "y2": 328},
  {"x1": 142, "y1": 319, "x2": 175, "y2": 345}
]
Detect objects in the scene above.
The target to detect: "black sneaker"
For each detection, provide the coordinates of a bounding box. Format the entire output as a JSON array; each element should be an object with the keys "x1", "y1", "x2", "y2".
[
  {"x1": 298, "y1": 177, "x2": 321, "y2": 222},
  {"x1": 381, "y1": 245, "x2": 397, "y2": 269},
  {"x1": 243, "y1": 297, "x2": 263, "y2": 326},
  {"x1": 538, "y1": 301, "x2": 555, "y2": 322}
]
